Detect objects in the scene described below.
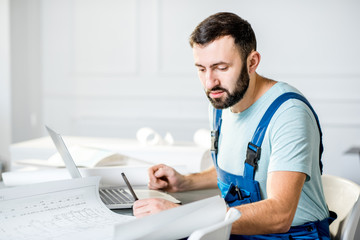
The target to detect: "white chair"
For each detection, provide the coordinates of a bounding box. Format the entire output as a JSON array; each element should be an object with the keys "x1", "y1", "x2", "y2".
[
  {"x1": 340, "y1": 196, "x2": 360, "y2": 240},
  {"x1": 188, "y1": 208, "x2": 241, "y2": 240},
  {"x1": 321, "y1": 174, "x2": 360, "y2": 240}
]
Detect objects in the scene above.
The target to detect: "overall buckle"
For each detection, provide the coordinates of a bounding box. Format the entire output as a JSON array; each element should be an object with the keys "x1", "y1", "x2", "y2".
[
  {"x1": 211, "y1": 130, "x2": 219, "y2": 154},
  {"x1": 245, "y1": 142, "x2": 261, "y2": 167}
]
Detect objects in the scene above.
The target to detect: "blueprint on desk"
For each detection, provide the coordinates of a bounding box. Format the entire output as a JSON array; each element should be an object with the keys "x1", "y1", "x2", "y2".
[{"x1": 0, "y1": 176, "x2": 134, "y2": 240}]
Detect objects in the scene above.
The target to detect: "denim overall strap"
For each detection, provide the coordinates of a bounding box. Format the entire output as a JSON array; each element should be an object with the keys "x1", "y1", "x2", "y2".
[
  {"x1": 210, "y1": 108, "x2": 261, "y2": 206},
  {"x1": 248, "y1": 92, "x2": 324, "y2": 175},
  {"x1": 210, "y1": 108, "x2": 222, "y2": 166}
]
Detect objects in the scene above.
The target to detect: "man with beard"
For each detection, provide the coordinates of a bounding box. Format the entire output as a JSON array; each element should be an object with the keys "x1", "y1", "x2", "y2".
[{"x1": 133, "y1": 12, "x2": 334, "y2": 239}]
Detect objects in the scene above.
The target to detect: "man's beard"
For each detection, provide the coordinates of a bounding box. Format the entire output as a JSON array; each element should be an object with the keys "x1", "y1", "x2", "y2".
[{"x1": 206, "y1": 63, "x2": 250, "y2": 109}]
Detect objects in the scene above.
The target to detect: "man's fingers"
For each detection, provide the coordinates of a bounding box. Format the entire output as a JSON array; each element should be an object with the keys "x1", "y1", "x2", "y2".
[
  {"x1": 133, "y1": 199, "x2": 148, "y2": 208},
  {"x1": 133, "y1": 199, "x2": 156, "y2": 218},
  {"x1": 148, "y1": 164, "x2": 166, "y2": 179},
  {"x1": 153, "y1": 165, "x2": 170, "y2": 177},
  {"x1": 133, "y1": 198, "x2": 180, "y2": 218},
  {"x1": 133, "y1": 200, "x2": 151, "y2": 218},
  {"x1": 148, "y1": 178, "x2": 168, "y2": 190},
  {"x1": 148, "y1": 164, "x2": 171, "y2": 190},
  {"x1": 155, "y1": 165, "x2": 177, "y2": 179}
]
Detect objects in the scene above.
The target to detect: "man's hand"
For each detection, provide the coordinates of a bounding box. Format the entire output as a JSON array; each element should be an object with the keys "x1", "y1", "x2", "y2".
[
  {"x1": 133, "y1": 165, "x2": 217, "y2": 218},
  {"x1": 133, "y1": 198, "x2": 180, "y2": 218},
  {"x1": 148, "y1": 164, "x2": 186, "y2": 192}
]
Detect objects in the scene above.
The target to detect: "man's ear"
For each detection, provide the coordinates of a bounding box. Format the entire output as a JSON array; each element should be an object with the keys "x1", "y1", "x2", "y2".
[{"x1": 247, "y1": 51, "x2": 261, "y2": 74}]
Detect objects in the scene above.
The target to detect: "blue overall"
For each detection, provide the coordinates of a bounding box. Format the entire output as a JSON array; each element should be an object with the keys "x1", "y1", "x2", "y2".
[{"x1": 210, "y1": 92, "x2": 335, "y2": 239}]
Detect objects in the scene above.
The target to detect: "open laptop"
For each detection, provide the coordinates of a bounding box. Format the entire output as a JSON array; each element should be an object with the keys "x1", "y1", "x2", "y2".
[{"x1": 45, "y1": 126, "x2": 180, "y2": 209}]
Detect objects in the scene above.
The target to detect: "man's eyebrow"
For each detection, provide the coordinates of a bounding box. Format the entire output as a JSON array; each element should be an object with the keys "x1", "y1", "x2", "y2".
[
  {"x1": 194, "y1": 62, "x2": 228, "y2": 68},
  {"x1": 210, "y1": 62, "x2": 228, "y2": 68}
]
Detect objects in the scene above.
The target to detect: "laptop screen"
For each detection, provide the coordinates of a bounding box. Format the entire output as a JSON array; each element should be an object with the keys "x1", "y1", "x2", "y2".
[{"x1": 46, "y1": 126, "x2": 82, "y2": 179}]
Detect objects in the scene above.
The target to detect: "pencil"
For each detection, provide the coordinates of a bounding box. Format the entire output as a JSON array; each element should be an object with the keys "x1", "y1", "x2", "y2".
[{"x1": 121, "y1": 172, "x2": 139, "y2": 201}]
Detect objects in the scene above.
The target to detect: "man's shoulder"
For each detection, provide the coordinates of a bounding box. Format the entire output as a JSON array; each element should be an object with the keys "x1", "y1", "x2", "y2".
[{"x1": 267, "y1": 81, "x2": 302, "y2": 96}]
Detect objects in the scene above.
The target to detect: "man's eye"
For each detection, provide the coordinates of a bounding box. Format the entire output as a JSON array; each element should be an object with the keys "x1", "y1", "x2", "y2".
[
  {"x1": 218, "y1": 66, "x2": 228, "y2": 71},
  {"x1": 198, "y1": 68, "x2": 205, "y2": 72}
]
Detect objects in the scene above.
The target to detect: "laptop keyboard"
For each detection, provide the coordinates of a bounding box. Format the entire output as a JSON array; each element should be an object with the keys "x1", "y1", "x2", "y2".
[{"x1": 99, "y1": 187, "x2": 135, "y2": 205}]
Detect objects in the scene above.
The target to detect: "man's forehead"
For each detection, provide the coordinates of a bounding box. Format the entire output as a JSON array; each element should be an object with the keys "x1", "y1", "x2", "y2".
[{"x1": 192, "y1": 36, "x2": 240, "y2": 66}]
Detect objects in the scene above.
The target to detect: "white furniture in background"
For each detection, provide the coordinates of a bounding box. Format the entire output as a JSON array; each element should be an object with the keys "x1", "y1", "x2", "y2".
[
  {"x1": 321, "y1": 174, "x2": 360, "y2": 239},
  {"x1": 341, "y1": 196, "x2": 360, "y2": 240}
]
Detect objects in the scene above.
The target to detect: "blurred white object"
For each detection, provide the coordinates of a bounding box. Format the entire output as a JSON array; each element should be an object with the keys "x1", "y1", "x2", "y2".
[
  {"x1": 163, "y1": 132, "x2": 174, "y2": 145},
  {"x1": 136, "y1": 127, "x2": 175, "y2": 146},
  {"x1": 188, "y1": 208, "x2": 241, "y2": 240},
  {"x1": 193, "y1": 128, "x2": 211, "y2": 148},
  {"x1": 200, "y1": 149, "x2": 213, "y2": 171},
  {"x1": 322, "y1": 174, "x2": 360, "y2": 239}
]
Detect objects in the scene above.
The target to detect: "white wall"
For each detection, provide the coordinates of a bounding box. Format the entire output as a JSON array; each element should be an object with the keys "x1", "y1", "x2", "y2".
[
  {"x1": 11, "y1": 0, "x2": 360, "y2": 183},
  {"x1": 41, "y1": 0, "x2": 209, "y2": 141},
  {"x1": 0, "y1": 0, "x2": 11, "y2": 172},
  {"x1": 10, "y1": 0, "x2": 42, "y2": 143}
]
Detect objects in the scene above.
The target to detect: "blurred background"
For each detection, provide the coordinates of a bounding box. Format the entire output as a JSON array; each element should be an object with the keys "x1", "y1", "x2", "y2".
[{"x1": 0, "y1": 0, "x2": 359, "y2": 182}]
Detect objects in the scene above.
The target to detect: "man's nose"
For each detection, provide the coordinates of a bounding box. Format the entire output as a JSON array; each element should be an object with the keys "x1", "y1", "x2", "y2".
[{"x1": 205, "y1": 70, "x2": 219, "y2": 89}]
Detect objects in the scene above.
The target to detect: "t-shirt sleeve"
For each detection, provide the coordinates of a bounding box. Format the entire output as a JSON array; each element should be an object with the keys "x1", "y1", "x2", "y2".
[{"x1": 267, "y1": 103, "x2": 320, "y2": 181}]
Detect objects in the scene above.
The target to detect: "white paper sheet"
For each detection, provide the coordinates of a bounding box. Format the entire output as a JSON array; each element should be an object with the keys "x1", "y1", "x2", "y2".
[
  {"x1": 114, "y1": 195, "x2": 227, "y2": 240},
  {"x1": 0, "y1": 176, "x2": 134, "y2": 240}
]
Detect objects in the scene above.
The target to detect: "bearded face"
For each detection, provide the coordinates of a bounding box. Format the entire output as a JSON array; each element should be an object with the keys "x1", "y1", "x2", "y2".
[{"x1": 206, "y1": 62, "x2": 249, "y2": 109}]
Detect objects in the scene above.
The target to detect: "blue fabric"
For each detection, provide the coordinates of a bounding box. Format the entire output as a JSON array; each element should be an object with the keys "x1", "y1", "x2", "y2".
[
  {"x1": 210, "y1": 92, "x2": 331, "y2": 238},
  {"x1": 217, "y1": 173, "x2": 261, "y2": 207},
  {"x1": 229, "y1": 217, "x2": 332, "y2": 239},
  {"x1": 212, "y1": 107, "x2": 262, "y2": 205}
]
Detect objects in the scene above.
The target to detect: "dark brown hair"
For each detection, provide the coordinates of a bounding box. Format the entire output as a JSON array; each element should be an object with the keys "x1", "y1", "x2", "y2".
[{"x1": 189, "y1": 12, "x2": 257, "y2": 61}]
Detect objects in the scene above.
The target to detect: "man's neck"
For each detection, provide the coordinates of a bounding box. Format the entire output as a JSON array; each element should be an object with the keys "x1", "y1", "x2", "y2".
[{"x1": 230, "y1": 74, "x2": 276, "y2": 113}]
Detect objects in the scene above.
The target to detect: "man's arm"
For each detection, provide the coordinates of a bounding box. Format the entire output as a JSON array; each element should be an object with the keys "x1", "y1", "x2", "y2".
[
  {"x1": 178, "y1": 165, "x2": 218, "y2": 191},
  {"x1": 231, "y1": 171, "x2": 306, "y2": 235}
]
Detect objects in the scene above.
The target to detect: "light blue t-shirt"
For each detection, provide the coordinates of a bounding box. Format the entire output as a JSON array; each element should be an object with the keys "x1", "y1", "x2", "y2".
[{"x1": 210, "y1": 82, "x2": 329, "y2": 226}]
